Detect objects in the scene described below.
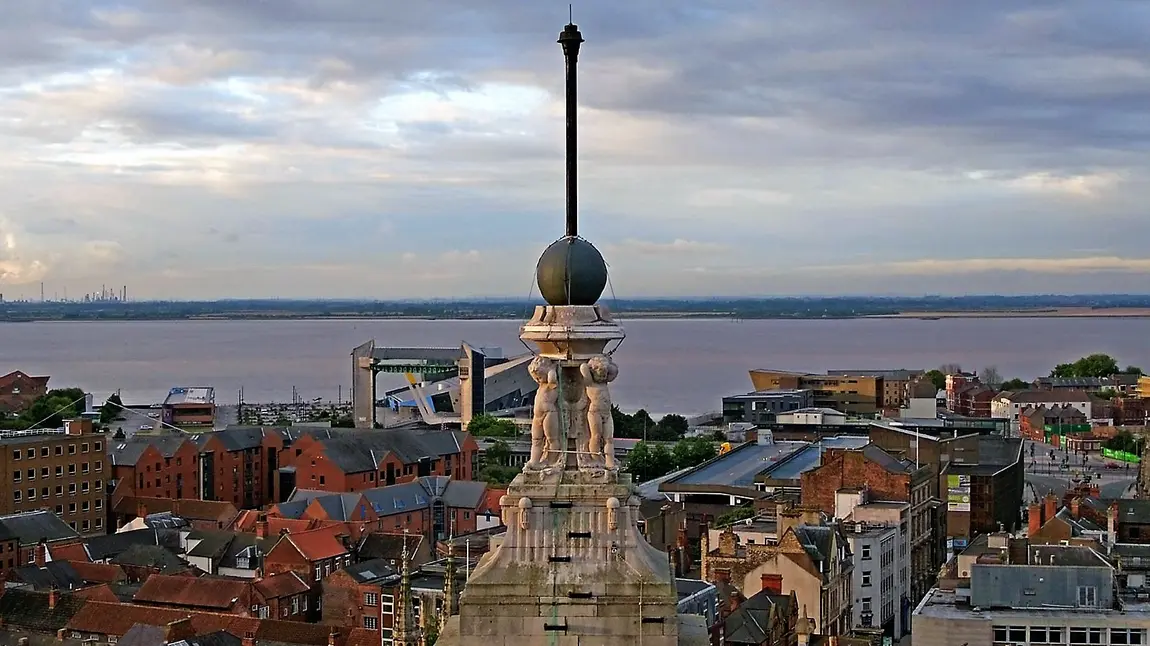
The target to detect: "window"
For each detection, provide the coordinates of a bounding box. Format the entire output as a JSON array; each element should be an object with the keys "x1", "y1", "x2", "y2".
[
  {"x1": 55, "y1": 486, "x2": 62, "y2": 497},
  {"x1": 82, "y1": 501, "x2": 89, "y2": 512},
  {"x1": 68, "y1": 503, "x2": 76, "y2": 514},
  {"x1": 291, "y1": 596, "x2": 300, "y2": 615},
  {"x1": 95, "y1": 480, "x2": 102, "y2": 490},
  {"x1": 68, "y1": 444, "x2": 76, "y2": 455},
  {"x1": 365, "y1": 592, "x2": 379, "y2": 606},
  {"x1": 26, "y1": 468, "x2": 34, "y2": 480},
  {"x1": 11, "y1": 450, "x2": 19, "y2": 460},
  {"x1": 861, "y1": 544, "x2": 872, "y2": 559},
  {"x1": 68, "y1": 483, "x2": 76, "y2": 495},
  {"x1": 81, "y1": 482, "x2": 89, "y2": 494},
  {"x1": 1077, "y1": 585, "x2": 1098, "y2": 607},
  {"x1": 27, "y1": 489, "x2": 35, "y2": 500},
  {"x1": 364, "y1": 617, "x2": 378, "y2": 630},
  {"x1": 94, "y1": 442, "x2": 101, "y2": 452},
  {"x1": 1008, "y1": 626, "x2": 1026, "y2": 643},
  {"x1": 25, "y1": 449, "x2": 33, "y2": 459},
  {"x1": 381, "y1": 594, "x2": 394, "y2": 614},
  {"x1": 1070, "y1": 628, "x2": 1104, "y2": 645},
  {"x1": 1112, "y1": 629, "x2": 1147, "y2": 645},
  {"x1": 81, "y1": 443, "x2": 89, "y2": 453},
  {"x1": 861, "y1": 571, "x2": 871, "y2": 587},
  {"x1": 860, "y1": 598, "x2": 871, "y2": 612},
  {"x1": 40, "y1": 467, "x2": 48, "y2": 478},
  {"x1": 82, "y1": 462, "x2": 89, "y2": 474},
  {"x1": 40, "y1": 447, "x2": 48, "y2": 457},
  {"x1": 82, "y1": 520, "x2": 90, "y2": 531},
  {"x1": 55, "y1": 446, "x2": 62, "y2": 456},
  {"x1": 68, "y1": 464, "x2": 75, "y2": 475},
  {"x1": 95, "y1": 518, "x2": 102, "y2": 529},
  {"x1": 95, "y1": 498, "x2": 102, "y2": 509},
  {"x1": 41, "y1": 487, "x2": 48, "y2": 498},
  {"x1": 12, "y1": 472, "x2": 20, "y2": 483},
  {"x1": 319, "y1": 476, "x2": 325, "y2": 485},
  {"x1": 55, "y1": 505, "x2": 62, "y2": 514},
  {"x1": 55, "y1": 466, "x2": 62, "y2": 477},
  {"x1": 13, "y1": 491, "x2": 20, "y2": 502}
]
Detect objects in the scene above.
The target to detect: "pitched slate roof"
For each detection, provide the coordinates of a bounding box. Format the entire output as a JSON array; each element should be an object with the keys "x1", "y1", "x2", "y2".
[
  {"x1": 288, "y1": 477, "x2": 487, "y2": 520},
  {"x1": 111, "y1": 544, "x2": 188, "y2": 573},
  {"x1": 341, "y1": 558, "x2": 398, "y2": 585},
  {"x1": 0, "y1": 510, "x2": 82, "y2": 546},
  {"x1": 113, "y1": 497, "x2": 239, "y2": 526},
  {"x1": 108, "y1": 434, "x2": 190, "y2": 467},
  {"x1": 10, "y1": 562, "x2": 84, "y2": 590},
  {"x1": 191, "y1": 426, "x2": 282, "y2": 452},
  {"x1": 0, "y1": 589, "x2": 87, "y2": 632},
  {"x1": 133, "y1": 575, "x2": 253, "y2": 610},
  {"x1": 312, "y1": 429, "x2": 467, "y2": 474},
  {"x1": 356, "y1": 533, "x2": 416, "y2": 562},
  {"x1": 724, "y1": 589, "x2": 790, "y2": 646},
  {"x1": 85, "y1": 528, "x2": 173, "y2": 562}
]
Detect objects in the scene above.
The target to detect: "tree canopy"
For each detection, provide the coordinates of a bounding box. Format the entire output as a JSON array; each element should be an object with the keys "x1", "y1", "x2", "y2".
[
  {"x1": 0, "y1": 388, "x2": 87, "y2": 431},
  {"x1": 613, "y1": 407, "x2": 691, "y2": 441},
  {"x1": 467, "y1": 414, "x2": 518, "y2": 438},
  {"x1": 625, "y1": 437, "x2": 718, "y2": 482},
  {"x1": 1051, "y1": 354, "x2": 1122, "y2": 379},
  {"x1": 924, "y1": 369, "x2": 947, "y2": 391},
  {"x1": 999, "y1": 378, "x2": 1030, "y2": 391}
]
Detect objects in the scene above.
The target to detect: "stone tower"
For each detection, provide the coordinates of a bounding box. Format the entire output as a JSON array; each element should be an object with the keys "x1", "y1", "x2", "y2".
[
  {"x1": 393, "y1": 533, "x2": 420, "y2": 646},
  {"x1": 434, "y1": 18, "x2": 708, "y2": 646}
]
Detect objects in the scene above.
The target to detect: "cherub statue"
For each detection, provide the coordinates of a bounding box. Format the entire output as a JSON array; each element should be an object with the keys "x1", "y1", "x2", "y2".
[
  {"x1": 580, "y1": 354, "x2": 619, "y2": 471},
  {"x1": 524, "y1": 356, "x2": 561, "y2": 470}
]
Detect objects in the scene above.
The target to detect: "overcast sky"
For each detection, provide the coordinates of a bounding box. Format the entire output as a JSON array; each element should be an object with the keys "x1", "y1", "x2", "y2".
[{"x1": 0, "y1": 1, "x2": 1148, "y2": 300}]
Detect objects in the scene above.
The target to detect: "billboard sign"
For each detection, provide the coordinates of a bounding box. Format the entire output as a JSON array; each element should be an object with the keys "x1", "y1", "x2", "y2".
[{"x1": 947, "y1": 474, "x2": 971, "y2": 512}]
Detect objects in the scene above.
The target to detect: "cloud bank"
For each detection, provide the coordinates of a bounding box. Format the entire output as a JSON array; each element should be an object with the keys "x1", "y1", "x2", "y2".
[{"x1": 0, "y1": 1, "x2": 1147, "y2": 298}]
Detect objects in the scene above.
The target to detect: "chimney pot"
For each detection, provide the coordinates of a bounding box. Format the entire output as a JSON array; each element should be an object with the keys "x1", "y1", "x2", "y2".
[{"x1": 48, "y1": 586, "x2": 58, "y2": 609}]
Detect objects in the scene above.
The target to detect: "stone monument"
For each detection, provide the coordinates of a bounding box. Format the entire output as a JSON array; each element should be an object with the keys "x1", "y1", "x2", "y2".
[{"x1": 434, "y1": 19, "x2": 709, "y2": 646}]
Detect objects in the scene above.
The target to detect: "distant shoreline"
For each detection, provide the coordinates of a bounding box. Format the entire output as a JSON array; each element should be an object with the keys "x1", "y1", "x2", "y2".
[
  {"x1": 869, "y1": 307, "x2": 1150, "y2": 319},
  {"x1": 6, "y1": 308, "x2": 1150, "y2": 322}
]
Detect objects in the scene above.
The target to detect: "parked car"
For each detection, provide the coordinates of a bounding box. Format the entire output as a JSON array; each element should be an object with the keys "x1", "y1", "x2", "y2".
[{"x1": 138, "y1": 424, "x2": 154, "y2": 431}]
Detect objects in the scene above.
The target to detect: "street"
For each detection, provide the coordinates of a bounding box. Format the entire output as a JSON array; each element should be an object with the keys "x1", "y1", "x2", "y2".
[{"x1": 1021, "y1": 438, "x2": 1137, "y2": 502}]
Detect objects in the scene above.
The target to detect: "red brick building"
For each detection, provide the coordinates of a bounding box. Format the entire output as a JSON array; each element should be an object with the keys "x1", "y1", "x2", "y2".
[
  {"x1": 282, "y1": 429, "x2": 479, "y2": 495},
  {"x1": 131, "y1": 572, "x2": 315, "y2": 622},
  {"x1": 0, "y1": 370, "x2": 49, "y2": 413},
  {"x1": 110, "y1": 433, "x2": 201, "y2": 500},
  {"x1": 271, "y1": 477, "x2": 492, "y2": 545},
  {"x1": 264, "y1": 527, "x2": 352, "y2": 583},
  {"x1": 800, "y1": 445, "x2": 921, "y2": 513},
  {"x1": 111, "y1": 495, "x2": 239, "y2": 531}
]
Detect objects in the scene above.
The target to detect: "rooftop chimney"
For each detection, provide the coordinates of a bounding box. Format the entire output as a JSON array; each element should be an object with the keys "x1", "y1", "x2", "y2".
[
  {"x1": 328, "y1": 629, "x2": 340, "y2": 646},
  {"x1": 35, "y1": 539, "x2": 47, "y2": 567},
  {"x1": 136, "y1": 500, "x2": 148, "y2": 520},
  {"x1": 1044, "y1": 494, "x2": 1057, "y2": 525},
  {"x1": 255, "y1": 513, "x2": 269, "y2": 539},
  {"x1": 727, "y1": 591, "x2": 741, "y2": 614},
  {"x1": 761, "y1": 573, "x2": 783, "y2": 595},
  {"x1": 48, "y1": 586, "x2": 58, "y2": 610},
  {"x1": 242, "y1": 633, "x2": 256, "y2": 646}
]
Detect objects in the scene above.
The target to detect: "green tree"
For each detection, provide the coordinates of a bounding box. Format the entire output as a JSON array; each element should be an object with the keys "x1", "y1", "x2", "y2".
[
  {"x1": 1051, "y1": 354, "x2": 1121, "y2": 379},
  {"x1": 467, "y1": 414, "x2": 518, "y2": 438},
  {"x1": 625, "y1": 441, "x2": 676, "y2": 482},
  {"x1": 654, "y1": 413, "x2": 689, "y2": 441},
  {"x1": 100, "y1": 393, "x2": 123, "y2": 425},
  {"x1": 715, "y1": 504, "x2": 755, "y2": 528},
  {"x1": 1124, "y1": 365, "x2": 1145, "y2": 376},
  {"x1": 671, "y1": 437, "x2": 718, "y2": 471},
  {"x1": 484, "y1": 439, "x2": 512, "y2": 467},
  {"x1": 612, "y1": 405, "x2": 638, "y2": 438},
  {"x1": 1000, "y1": 378, "x2": 1030, "y2": 391},
  {"x1": 4, "y1": 388, "x2": 87, "y2": 430},
  {"x1": 1105, "y1": 431, "x2": 1142, "y2": 455},
  {"x1": 925, "y1": 369, "x2": 947, "y2": 391}
]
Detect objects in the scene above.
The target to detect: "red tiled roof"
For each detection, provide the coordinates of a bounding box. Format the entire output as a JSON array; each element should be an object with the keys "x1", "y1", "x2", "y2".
[
  {"x1": 133, "y1": 574, "x2": 252, "y2": 610},
  {"x1": 50, "y1": 542, "x2": 92, "y2": 563},
  {"x1": 73, "y1": 584, "x2": 120, "y2": 602},
  {"x1": 231, "y1": 511, "x2": 328, "y2": 536},
  {"x1": 344, "y1": 629, "x2": 381, "y2": 646},
  {"x1": 68, "y1": 561, "x2": 126, "y2": 584},
  {"x1": 69, "y1": 601, "x2": 357, "y2": 644},
  {"x1": 253, "y1": 572, "x2": 311, "y2": 600},
  {"x1": 284, "y1": 529, "x2": 348, "y2": 562},
  {"x1": 113, "y1": 496, "x2": 239, "y2": 524}
]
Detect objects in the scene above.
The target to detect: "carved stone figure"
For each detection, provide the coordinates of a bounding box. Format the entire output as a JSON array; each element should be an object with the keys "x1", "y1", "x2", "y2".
[
  {"x1": 568, "y1": 372, "x2": 592, "y2": 470},
  {"x1": 518, "y1": 497, "x2": 533, "y2": 530},
  {"x1": 524, "y1": 356, "x2": 561, "y2": 470},
  {"x1": 606, "y1": 497, "x2": 620, "y2": 531},
  {"x1": 581, "y1": 354, "x2": 619, "y2": 471}
]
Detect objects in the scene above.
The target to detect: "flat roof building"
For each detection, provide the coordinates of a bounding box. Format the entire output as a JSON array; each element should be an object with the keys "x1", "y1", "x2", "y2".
[{"x1": 162, "y1": 386, "x2": 215, "y2": 427}]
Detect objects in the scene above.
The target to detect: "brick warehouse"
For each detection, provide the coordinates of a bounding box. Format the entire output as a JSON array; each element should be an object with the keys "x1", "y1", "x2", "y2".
[
  {"x1": 280, "y1": 428, "x2": 479, "y2": 494},
  {"x1": 0, "y1": 419, "x2": 108, "y2": 536}
]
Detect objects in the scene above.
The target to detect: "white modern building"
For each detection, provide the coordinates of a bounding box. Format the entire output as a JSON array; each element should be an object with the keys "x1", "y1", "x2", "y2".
[
  {"x1": 841, "y1": 517, "x2": 910, "y2": 640},
  {"x1": 991, "y1": 390, "x2": 1094, "y2": 431}
]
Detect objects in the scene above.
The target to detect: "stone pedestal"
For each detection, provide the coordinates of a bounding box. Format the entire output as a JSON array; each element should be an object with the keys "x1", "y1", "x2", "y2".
[
  {"x1": 436, "y1": 303, "x2": 708, "y2": 645},
  {"x1": 436, "y1": 469, "x2": 708, "y2": 646},
  {"x1": 519, "y1": 304, "x2": 624, "y2": 360}
]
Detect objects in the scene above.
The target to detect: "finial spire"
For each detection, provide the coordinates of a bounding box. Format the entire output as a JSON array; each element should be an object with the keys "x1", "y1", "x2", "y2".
[
  {"x1": 394, "y1": 531, "x2": 419, "y2": 645},
  {"x1": 558, "y1": 19, "x2": 584, "y2": 238}
]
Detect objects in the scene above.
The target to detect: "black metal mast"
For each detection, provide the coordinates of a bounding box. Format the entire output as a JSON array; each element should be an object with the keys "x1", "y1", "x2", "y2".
[{"x1": 559, "y1": 20, "x2": 584, "y2": 239}]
